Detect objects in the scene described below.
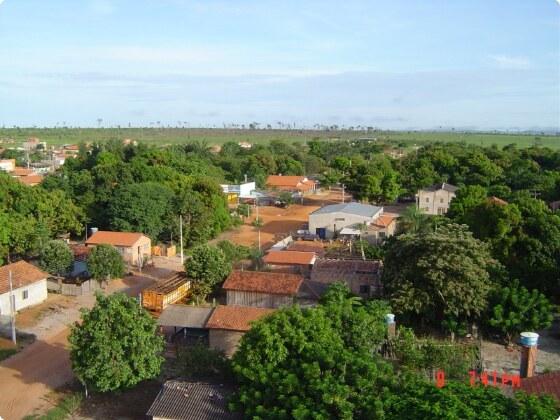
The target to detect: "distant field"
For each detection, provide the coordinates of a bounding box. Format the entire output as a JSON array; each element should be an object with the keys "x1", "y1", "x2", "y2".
[{"x1": 0, "y1": 128, "x2": 558, "y2": 149}]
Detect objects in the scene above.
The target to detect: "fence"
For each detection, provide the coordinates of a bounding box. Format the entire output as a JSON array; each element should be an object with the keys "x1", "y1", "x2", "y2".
[{"x1": 47, "y1": 278, "x2": 105, "y2": 296}]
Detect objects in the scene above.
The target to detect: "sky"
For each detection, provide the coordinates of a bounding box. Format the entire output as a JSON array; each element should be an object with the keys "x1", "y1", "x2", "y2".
[{"x1": 0, "y1": 0, "x2": 559, "y2": 130}]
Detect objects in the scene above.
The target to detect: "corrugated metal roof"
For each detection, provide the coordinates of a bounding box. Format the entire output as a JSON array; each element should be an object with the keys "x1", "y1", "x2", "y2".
[
  {"x1": 311, "y1": 202, "x2": 382, "y2": 218},
  {"x1": 157, "y1": 305, "x2": 214, "y2": 328},
  {"x1": 146, "y1": 381, "x2": 241, "y2": 419}
]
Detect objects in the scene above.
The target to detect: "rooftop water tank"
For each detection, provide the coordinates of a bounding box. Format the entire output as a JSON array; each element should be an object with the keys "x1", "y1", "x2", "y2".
[{"x1": 520, "y1": 332, "x2": 539, "y2": 347}]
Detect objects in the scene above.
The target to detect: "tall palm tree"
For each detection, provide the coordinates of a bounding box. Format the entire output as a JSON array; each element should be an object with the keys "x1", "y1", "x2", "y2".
[{"x1": 398, "y1": 205, "x2": 431, "y2": 234}]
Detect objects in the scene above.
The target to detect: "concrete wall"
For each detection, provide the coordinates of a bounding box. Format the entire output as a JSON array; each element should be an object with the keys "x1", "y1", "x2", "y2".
[
  {"x1": 363, "y1": 222, "x2": 397, "y2": 245},
  {"x1": 117, "y1": 236, "x2": 152, "y2": 265},
  {"x1": 308, "y1": 212, "x2": 373, "y2": 239},
  {"x1": 0, "y1": 279, "x2": 48, "y2": 316},
  {"x1": 227, "y1": 290, "x2": 294, "y2": 308},
  {"x1": 417, "y1": 189, "x2": 456, "y2": 215},
  {"x1": 209, "y1": 329, "x2": 245, "y2": 358}
]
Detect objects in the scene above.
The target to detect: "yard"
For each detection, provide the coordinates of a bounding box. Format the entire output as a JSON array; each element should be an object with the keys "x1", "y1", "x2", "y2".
[{"x1": 213, "y1": 189, "x2": 349, "y2": 250}]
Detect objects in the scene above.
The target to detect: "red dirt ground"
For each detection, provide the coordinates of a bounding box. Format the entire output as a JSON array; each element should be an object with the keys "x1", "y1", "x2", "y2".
[{"x1": 214, "y1": 190, "x2": 347, "y2": 249}]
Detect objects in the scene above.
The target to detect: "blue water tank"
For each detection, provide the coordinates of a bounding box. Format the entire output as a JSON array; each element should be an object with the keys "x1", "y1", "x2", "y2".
[{"x1": 520, "y1": 332, "x2": 539, "y2": 346}]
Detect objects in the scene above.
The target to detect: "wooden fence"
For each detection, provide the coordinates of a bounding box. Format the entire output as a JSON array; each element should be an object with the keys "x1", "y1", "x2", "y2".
[{"x1": 47, "y1": 278, "x2": 105, "y2": 296}]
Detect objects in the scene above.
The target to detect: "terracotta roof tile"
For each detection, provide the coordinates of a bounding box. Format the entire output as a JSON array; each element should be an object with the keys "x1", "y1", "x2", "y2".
[
  {"x1": 487, "y1": 196, "x2": 508, "y2": 206},
  {"x1": 86, "y1": 231, "x2": 147, "y2": 247},
  {"x1": 371, "y1": 214, "x2": 397, "y2": 229},
  {"x1": 17, "y1": 175, "x2": 43, "y2": 186},
  {"x1": 263, "y1": 250, "x2": 316, "y2": 266},
  {"x1": 287, "y1": 242, "x2": 326, "y2": 256},
  {"x1": 205, "y1": 305, "x2": 275, "y2": 331},
  {"x1": 521, "y1": 371, "x2": 560, "y2": 401},
  {"x1": 310, "y1": 258, "x2": 383, "y2": 294},
  {"x1": 223, "y1": 271, "x2": 303, "y2": 295},
  {"x1": 266, "y1": 175, "x2": 315, "y2": 191},
  {"x1": 0, "y1": 261, "x2": 48, "y2": 295},
  {"x1": 12, "y1": 167, "x2": 36, "y2": 177}
]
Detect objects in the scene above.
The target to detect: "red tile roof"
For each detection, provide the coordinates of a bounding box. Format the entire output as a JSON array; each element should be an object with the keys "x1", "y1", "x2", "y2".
[
  {"x1": 17, "y1": 175, "x2": 43, "y2": 186},
  {"x1": 266, "y1": 175, "x2": 315, "y2": 191},
  {"x1": 222, "y1": 271, "x2": 303, "y2": 295},
  {"x1": 287, "y1": 242, "x2": 326, "y2": 257},
  {"x1": 487, "y1": 196, "x2": 508, "y2": 206},
  {"x1": 86, "y1": 231, "x2": 147, "y2": 247},
  {"x1": 12, "y1": 167, "x2": 35, "y2": 177},
  {"x1": 0, "y1": 261, "x2": 48, "y2": 295},
  {"x1": 371, "y1": 214, "x2": 397, "y2": 229},
  {"x1": 205, "y1": 305, "x2": 275, "y2": 331},
  {"x1": 263, "y1": 250, "x2": 316, "y2": 266},
  {"x1": 521, "y1": 371, "x2": 560, "y2": 401}
]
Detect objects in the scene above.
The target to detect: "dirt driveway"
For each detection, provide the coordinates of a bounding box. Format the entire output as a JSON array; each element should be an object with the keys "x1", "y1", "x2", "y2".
[
  {"x1": 215, "y1": 190, "x2": 347, "y2": 249},
  {"x1": 0, "y1": 275, "x2": 156, "y2": 420}
]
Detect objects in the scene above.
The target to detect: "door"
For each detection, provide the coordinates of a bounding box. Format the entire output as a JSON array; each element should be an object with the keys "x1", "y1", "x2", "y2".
[{"x1": 316, "y1": 227, "x2": 326, "y2": 239}]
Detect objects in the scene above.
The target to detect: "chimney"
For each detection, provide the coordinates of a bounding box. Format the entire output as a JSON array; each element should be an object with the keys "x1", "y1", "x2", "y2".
[
  {"x1": 385, "y1": 313, "x2": 396, "y2": 338},
  {"x1": 519, "y1": 332, "x2": 539, "y2": 378}
]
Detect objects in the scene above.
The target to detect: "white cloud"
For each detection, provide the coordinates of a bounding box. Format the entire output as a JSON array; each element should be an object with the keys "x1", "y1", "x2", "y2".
[{"x1": 488, "y1": 54, "x2": 532, "y2": 70}]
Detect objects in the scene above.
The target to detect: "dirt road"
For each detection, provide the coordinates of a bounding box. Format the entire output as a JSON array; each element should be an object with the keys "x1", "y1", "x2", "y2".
[{"x1": 0, "y1": 275, "x2": 156, "y2": 420}]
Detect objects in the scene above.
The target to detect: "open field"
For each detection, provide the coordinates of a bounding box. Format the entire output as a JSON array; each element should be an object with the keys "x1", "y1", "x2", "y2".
[{"x1": 0, "y1": 127, "x2": 558, "y2": 149}]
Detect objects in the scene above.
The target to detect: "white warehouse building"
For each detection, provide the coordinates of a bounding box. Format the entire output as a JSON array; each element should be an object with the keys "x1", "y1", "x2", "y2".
[{"x1": 308, "y1": 202, "x2": 383, "y2": 239}]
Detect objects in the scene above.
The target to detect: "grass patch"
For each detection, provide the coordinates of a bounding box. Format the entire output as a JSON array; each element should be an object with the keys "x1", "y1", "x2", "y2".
[
  {"x1": 0, "y1": 348, "x2": 17, "y2": 361},
  {"x1": 23, "y1": 393, "x2": 83, "y2": 420},
  {"x1": 0, "y1": 127, "x2": 558, "y2": 149}
]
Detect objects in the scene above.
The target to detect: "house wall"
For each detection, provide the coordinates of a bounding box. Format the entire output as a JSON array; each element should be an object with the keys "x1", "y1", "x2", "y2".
[
  {"x1": 226, "y1": 290, "x2": 294, "y2": 308},
  {"x1": 308, "y1": 211, "x2": 374, "y2": 239},
  {"x1": 209, "y1": 329, "x2": 245, "y2": 358},
  {"x1": 0, "y1": 279, "x2": 48, "y2": 316},
  {"x1": 116, "y1": 236, "x2": 152, "y2": 265},
  {"x1": 363, "y1": 221, "x2": 397, "y2": 244},
  {"x1": 417, "y1": 189, "x2": 456, "y2": 215}
]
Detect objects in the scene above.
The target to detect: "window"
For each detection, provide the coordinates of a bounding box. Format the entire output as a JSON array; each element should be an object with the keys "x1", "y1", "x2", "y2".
[
  {"x1": 379, "y1": 232, "x2": 386, "y2": 238},
  {"x1": 440, "y1": 198, "x2": 444, "y2": 203},
  {"x1": 437, "y1": 207, "x2": 446, "y2": 215},
  {"x1": 425, "y1": 197, "x2": 430, "y2": 202},
  {"x1": 359, "y1": 285, "x2": 370, "y2": 295},
  {"x1": 22, "y1": 290, "x2": 29, "y2": 300},
  {"x1": 334, "y1": 217, "x2": 345, "y2": 221},
  {"x1": 424, "y1": 207, "x2": 430, "y2": 212}
]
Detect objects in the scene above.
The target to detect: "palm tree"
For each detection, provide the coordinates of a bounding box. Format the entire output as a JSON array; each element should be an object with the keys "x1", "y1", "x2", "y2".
[{"x1": 398, "y1": 205, "x2": 430, "y2": 234}]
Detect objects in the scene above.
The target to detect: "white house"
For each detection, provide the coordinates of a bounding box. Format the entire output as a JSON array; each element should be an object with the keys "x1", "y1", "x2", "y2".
[
  {"x1": 0, "y1": 159, "x2": 16, "y2": 172},
  {"x1": 0, "y1": 261, "x2": 49, "y2": 316},
  {"x1": 308, "y1": 202, "x2": 383, "y2": 239},
  {"x1": 416, "y1": 183, "x2": 459, "y2": 215},
  {"x1": 220, "y1": 181, "x2": 256, "y2": 204}
]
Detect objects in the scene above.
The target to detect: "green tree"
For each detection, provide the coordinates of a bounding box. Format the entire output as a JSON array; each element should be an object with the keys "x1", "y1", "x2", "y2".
[
  {"x1": 108, "y1": 182, "x2": 174, "y2": 240},
  {"x1": 231, "y1": 303, "x2": 393, "y2": 419},
  {"x1": 397, "y1": 205, "x2": 431, "y2": 234},
  {"x1": 217, "y1": 240, "x2": 251, "y2": 265},
  {"x1": 487, "y1": 282, "x2": 554, "y2": 345},
  {"x1": 383, "y1": 378, "x2": 559, "y2": 420},
  {"x1": 185, "y1": 244, "x2": 231, "y2": 302},
  {"x1": 382, "y1": 224, "x2": 497, "y2": 325},
  {"x1": 69, "y1": 293, "x2": 164, "y2": 392},
  {"x1": 39, "y1": 240, "x2": 74, "y2": 276},
  {"x1": 87, "y1": 244, "x2": 125, "y2": 281}
]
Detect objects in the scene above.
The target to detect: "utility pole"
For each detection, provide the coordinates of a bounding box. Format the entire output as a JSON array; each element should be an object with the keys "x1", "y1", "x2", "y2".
[
  {"x1": 342, "y1": 184, "x2": 345, "y2": 203},
  {"x1": 256, "y1": 196, "x2": 261, "y2": 251},
  {"x1": 179, "y1": 215, "x2": 184, "y2": 265},
  {"x1": 8, "y1": 271, "x2": 16, "y2": 346}
]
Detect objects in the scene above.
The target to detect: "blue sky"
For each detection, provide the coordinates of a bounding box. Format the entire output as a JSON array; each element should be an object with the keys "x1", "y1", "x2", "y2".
[{"x1": 0, "y1": 0, "x2": 559, "y2": 129}]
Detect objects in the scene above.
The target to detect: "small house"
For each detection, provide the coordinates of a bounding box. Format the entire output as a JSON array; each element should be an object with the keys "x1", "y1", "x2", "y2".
[
  {"x1": 205, "y1": 305, "x2": 274, "y2": 357},
  {"x1": 147, "y1": 380, "x2": 241, "y2": 419},
  {"x1": 222, "y1": 271, "x2": 303, "y2": 308},
  {"x1": 308, "y1": 202, "x2": 383, "y2": 239},
  {"x1": 416, "y1": 183, "x2": 458, "y2": 215},
  {"x1": 142, "y1": 272, "x2": 190, "y2": 312},
  {"x1": 362, "y1": 213, "x2": 398, "y2": 244},
  {"x1": 309, "y1": 258, "x2": 383, "y2": 299},
  {"x1": 220, "y1": 181, "x2": 256, "y2": 205},
  {"x1": 0, "y1": 261, "x2": 48, "y2": 315},
  {"x1": 262, "y1": 250, "x2": 316, "y2": 275},
  {"x1": 0, "y1": 159, "x2": 15, "y2": 172},
  {"x1": 85, "y1": 230, "x2": 151, "y2": 265},
  {"x1": 266, "y1": 175, "x2": 316, "y2": 193}
]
